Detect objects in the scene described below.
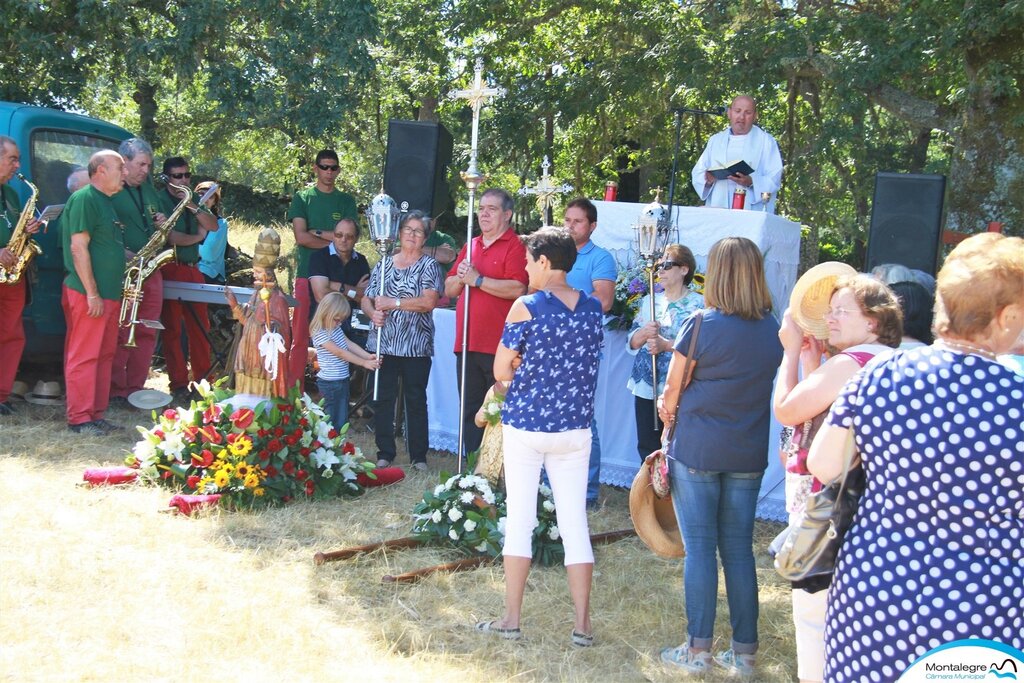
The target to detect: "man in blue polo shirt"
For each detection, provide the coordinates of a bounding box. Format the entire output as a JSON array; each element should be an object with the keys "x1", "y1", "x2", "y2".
[{"x1": 564, "y1": 197, "x2": 616, "y2": 508}]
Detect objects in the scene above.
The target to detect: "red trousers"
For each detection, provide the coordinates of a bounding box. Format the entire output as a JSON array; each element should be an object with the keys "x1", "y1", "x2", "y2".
[
  {"x1": 62, "y1": 286, "x2": 119, "y2": 425},
  {"x1": 0, "y1": 278, "x2": 27, "y2": 403},
  {"x1": 111, "y1": 269, "x2": 163, "y2": 398},
  {"x1": 160, "y1": 263, "x2": 211, "y2": 392},
  {"x1": 287, "y1": 276, "x2": 310, "y2": 389}
]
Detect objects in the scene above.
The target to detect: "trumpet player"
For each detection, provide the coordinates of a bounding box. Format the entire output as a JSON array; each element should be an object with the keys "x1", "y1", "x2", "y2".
[
  {"x1": 158, "y1": 156, "x2": 219, "y2": 402},
  {"x1": 61, "y1": 150, "x2": 126, "y2": 435},
  {"x1": 109, "y1": 138, "x2": 167, "y2": 404},
  {"x1": 0, "y1": 136, "x2": 41, "y2": 417}
]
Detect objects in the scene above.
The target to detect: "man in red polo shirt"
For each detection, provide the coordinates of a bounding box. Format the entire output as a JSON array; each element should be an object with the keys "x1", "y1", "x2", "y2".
[{"x1": 445, "y1": 188, "x2": 528, "y2": 455}]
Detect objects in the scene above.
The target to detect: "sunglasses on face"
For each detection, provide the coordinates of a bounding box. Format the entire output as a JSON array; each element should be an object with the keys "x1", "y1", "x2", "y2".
[
  {"x1": 658, "y1": 261, "x2": 683, "y2": 271},
  {"x1": 316, "y1": 163, "x2": 340, "y2": 172},
  {"x1": 168, "y1": 172, "x2": 191, "y2": 179}
]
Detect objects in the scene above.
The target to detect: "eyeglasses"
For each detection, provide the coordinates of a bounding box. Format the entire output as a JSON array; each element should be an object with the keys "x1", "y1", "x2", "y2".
[
  {"x1": 658, "y1": 261, "x2": 683, "y2": 271},
  {"x1": 168, "y1": 172, "x2": 191, "y2": 179},
  {"x1": 824, "y1": 306, "x2": 857, "y2": 319},
  {"x1": 401, "y1": 226, "x2": 427, "y2": 237},
  {"x1": 333, "y1": 232, "x2": 355, "y2": 239},
  {"x1": 316, "y1": 163, "x2": 340, "y2": 172}
]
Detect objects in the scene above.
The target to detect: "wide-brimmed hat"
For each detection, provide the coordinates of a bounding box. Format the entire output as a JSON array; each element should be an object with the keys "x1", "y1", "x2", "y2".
[
  {"x1": 789, "y1": 262, "x2": 857, "y2": 340},
  {"x1": 629, "y1": 462, "x2": 684, "y2": 559},
  {"x1": 128, "y1": 389, "x2": 173, "y2": 411},
  {"x1": 9, "y1": 380, "x2": 30, "y2": 401},
  {"x1": 25, "y1": 380, "x2": 64, "y2": 406}
]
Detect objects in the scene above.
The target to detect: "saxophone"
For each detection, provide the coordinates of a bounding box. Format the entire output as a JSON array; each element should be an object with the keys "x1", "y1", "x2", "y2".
[
  {"x1": 118, "y1": 177, "x2": 193, "y2": 347},
  {"x1": 0, "y1": 173, "x2": 42, "y2": 284}
]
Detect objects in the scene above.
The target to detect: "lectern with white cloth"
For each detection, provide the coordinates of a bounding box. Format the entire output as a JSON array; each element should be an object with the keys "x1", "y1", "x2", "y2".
[{"x1": 424, "y1": 203, "x2": 801, "y2": 521}]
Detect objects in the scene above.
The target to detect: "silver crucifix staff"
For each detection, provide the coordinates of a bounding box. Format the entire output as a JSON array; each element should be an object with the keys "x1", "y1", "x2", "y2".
[
  {"x1": 518, "y1": 155, "x2": 573, "y2": 226},
  {"x1": 450, "y1": 57, "x2": 504, "y2": 472}
]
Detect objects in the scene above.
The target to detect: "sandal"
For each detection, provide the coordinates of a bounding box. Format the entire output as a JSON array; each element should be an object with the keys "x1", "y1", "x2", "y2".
[
  {"x1": 571, "y1": 630, "x2": 595, "y2": 647},
  {"x1": 475, "y1": 620, "x2": 522, "y2": 640}
]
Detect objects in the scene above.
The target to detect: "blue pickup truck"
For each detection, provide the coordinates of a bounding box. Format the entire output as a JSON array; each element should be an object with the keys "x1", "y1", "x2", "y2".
[{"x1": 1, "y1": 102, "x2": 133, "y2": 359}]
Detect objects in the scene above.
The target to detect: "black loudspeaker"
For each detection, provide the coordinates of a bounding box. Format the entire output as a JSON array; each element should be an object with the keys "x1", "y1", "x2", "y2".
[
  {"x1": 865, "y1": 172, "x2": 946, "y2": 276},
  {"x1": 383, "y1": 119, "x2": 453, "y2": 216}
]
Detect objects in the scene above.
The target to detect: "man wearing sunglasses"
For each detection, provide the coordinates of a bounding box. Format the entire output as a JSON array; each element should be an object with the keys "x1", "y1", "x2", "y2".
[
  {"x1": 563, "y1": 197, "x2": 617, "y2": 508},
  {"x1": 157, "y1": 156, "x2": 220, "y2": 401},
  {"x1": 286, "y1": 149, "x2": 358, "y2": 389}
]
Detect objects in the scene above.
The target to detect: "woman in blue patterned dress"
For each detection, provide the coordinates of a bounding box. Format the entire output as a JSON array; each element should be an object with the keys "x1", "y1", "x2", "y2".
[
  {"x1": 475, "y1": 227, "x2": 604, "y2": 647},
  {"x1": 809, "y1": 233, "x2": 1024, "y2": 681},
  {"x1": 627, "y1": 244, "x2": 704, "y2": 462},
  {"x1": 361, "y1": 211, "x2": 444, "y2": 470}
]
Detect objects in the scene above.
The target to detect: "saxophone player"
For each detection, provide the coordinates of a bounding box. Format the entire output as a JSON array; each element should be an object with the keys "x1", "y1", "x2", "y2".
[
  {"x1": 61, "y1": 150, "x2": 126, "y2": 435},
  {"x1": 157, "y1": 156, "x2": 219, "y2": 402},
  {"x1": 0, "y1": 136, "x2": 41, "y2": 417},
  {"x1": 109, "y1": 138, "x2": 167, "y2": 404}
]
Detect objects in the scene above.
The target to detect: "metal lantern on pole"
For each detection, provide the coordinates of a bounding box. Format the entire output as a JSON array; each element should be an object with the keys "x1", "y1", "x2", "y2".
[
  {"x1": 634, "y1": 191, "x2": 672, "y2": 430},
  {"x1": 450, "y1": 57, "x2": 504, "y2": 474},
  {"x1": 366, "y1": 192, "x2": 401, "y2": 401}
]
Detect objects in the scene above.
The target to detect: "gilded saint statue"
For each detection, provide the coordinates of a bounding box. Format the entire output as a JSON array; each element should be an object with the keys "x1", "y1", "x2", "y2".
[{"x1": 224, "y1": 227, "x2": 292, "y2": 399}]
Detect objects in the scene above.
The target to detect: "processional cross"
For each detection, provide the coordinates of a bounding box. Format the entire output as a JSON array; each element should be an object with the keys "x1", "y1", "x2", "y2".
[
  {"x1": 450, "y1": 57, "x2": 504, "y2": 470},
  {"x1": 518, "y1": 155, "x2": 573, "y2": 226}
]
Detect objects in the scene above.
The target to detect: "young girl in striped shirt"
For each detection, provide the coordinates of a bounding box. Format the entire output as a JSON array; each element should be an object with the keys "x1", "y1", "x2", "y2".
[{"x1": 309, "y1": 292, "x2": 380, "y2": 432}]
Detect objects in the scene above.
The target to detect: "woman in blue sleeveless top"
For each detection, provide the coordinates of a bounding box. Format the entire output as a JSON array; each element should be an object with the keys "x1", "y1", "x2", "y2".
[{"x1": 475, "y1": 227, "x2": 604, "y2": 647}]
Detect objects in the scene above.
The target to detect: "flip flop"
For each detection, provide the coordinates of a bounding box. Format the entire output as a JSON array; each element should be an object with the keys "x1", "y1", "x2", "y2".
[
  {"x1": 571, "y1": 630, "x2": 595, "y2": 647},
  {"x1": 475, "y1": 620, "x2": 522, "y2": 640}
]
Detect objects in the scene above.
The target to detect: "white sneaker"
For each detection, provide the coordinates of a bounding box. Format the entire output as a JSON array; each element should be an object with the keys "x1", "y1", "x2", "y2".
[
  {"x1": 660, "y1": 644, "x2": 711, "y2": 674},
  {"x1": 412, "y1": 462, "x2": 428, "y2": 472},
  {"x1": 713, "y1": 649, "x2": 756, "y2": 677}
]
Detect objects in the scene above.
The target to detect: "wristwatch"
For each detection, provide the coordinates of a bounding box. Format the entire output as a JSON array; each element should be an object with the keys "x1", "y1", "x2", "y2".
[
  {"x1": 346, "y1": 288, "x2": 357, "y2": 298},
  {"x1": 395, "y1": 297, "x2": 401, "y2": 308},
  {"x1": 475, "y1": 275, "x2": 484, "y2": 288},
  {"x1": 314, "y1": 230, "x2": 323, "y2": 238}
]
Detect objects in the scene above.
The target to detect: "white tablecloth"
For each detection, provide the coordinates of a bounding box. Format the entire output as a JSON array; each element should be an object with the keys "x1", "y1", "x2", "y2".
[{"x1": 423, "y1": 203, "x2": 799, "y2": 521}]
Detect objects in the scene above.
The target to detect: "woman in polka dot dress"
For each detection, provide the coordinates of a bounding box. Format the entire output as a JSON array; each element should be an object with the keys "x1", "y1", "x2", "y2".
[{"x1": 808, "y1": 233, "x2": 1024, "y2": 681}]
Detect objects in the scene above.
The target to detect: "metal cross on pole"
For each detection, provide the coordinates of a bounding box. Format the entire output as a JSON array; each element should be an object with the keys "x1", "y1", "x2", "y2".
[
  {"x1": 518, "y1": 155, "x2": 573, "y2": 226},
  {"x1": 450, "y1": 57, "x2": 504, "y2": 473}
]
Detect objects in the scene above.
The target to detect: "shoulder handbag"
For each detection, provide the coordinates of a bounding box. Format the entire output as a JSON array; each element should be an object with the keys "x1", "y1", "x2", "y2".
[
  {"x1": 771, "y1": 427, "x2": 863, "y2": 581},
  {"x1": 648, "y1": 310, "x2": 703, "y2": 499}
]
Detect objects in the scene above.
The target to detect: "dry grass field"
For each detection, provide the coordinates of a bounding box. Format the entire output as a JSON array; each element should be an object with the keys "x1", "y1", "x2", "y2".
[
  {"x1": 0, "y1": 396, "x2": 798, "y2": 682},
  {"x1": 1, "y1": 221, "x2": 799, "y2": 681}
]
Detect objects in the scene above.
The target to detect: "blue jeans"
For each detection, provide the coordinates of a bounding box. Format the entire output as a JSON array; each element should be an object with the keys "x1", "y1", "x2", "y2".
[
  {"x1": 670, "y1": 463, "x2": 763, "y2": 654},
  {"x1": 317, "y1": 377, "x2": 350, "y2": 433}
]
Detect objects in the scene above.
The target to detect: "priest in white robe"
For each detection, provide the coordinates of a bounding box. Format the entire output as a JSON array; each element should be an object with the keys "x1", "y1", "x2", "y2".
[{"x1": 691, "y1": 95, "x2": 783, "y2": 213}]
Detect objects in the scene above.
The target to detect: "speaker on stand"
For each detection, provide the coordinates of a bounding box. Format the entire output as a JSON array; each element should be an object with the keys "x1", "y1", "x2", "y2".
[
  {"x1": 865, "y1": 172, "x2": 946, "y2": 276},
  {"x1": 383, "y1": 119, "x2": 454, "y2": 217}
]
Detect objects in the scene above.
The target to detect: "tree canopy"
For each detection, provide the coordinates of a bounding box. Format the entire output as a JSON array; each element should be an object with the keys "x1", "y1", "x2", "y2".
[{"x1": 2, "y1": 0, "x2": 1020, "y2": 262}]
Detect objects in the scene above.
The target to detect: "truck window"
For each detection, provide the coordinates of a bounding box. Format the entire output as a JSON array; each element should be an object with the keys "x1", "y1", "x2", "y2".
[{"x1": 30, "y1": 130, "x2": 120, "y2": 206}]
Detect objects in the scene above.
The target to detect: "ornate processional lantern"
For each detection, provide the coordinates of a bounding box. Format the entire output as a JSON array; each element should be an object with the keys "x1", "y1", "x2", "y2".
[
  {"x1": 366, "y1": 192, "x2": 402, "y2": 400},
  {"x1": 634, "y1": 189, "x2": 672, "y2": 430}
]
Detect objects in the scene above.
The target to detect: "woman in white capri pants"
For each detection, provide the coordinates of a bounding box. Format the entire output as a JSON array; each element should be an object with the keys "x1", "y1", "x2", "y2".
[{"x1": 474, "y1": 227, "x2": 604, "y2": 647}]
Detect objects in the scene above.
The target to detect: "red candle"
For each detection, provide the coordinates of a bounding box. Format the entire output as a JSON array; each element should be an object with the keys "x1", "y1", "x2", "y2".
[
  {"x1": 604, "y1": 181, "x2": 619, "y2": 202},
  {"x1": 732, "y1": 188, "x2": 746, "y2": 209}
]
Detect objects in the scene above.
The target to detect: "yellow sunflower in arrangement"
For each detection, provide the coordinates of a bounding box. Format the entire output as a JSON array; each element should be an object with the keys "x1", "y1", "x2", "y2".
[
  {"x1": 213, "y1": 469, "x2": 231, "y2": 488},
  {"x1": 228, "y1": 436, "x2": 253, "y2": 457},
  {"x1": 236, "y1": 463, "x2": 252, "y2": 479},
  {"x1": 243, "y1": 472, "x2": 260, "y2": 489}
]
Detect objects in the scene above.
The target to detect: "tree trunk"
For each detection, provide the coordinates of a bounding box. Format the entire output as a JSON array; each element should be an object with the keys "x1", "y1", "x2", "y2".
[{"x1": 133, "y1": 80, "x2": 159, "y2": 148}]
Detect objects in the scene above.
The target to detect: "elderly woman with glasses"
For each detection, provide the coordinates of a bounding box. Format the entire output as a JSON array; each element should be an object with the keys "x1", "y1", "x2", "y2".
[
  {"x1": 626, "y1": 244, "x2": 704, "y2": 462},
  {"x1": 361, "y1": 211, "x2": 444, "y2": 471}
]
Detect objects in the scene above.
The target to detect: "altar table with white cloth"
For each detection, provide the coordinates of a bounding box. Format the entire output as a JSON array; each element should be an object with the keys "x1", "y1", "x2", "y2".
[{"x1": 424, "y1": 204, "x2": 800, "y2": 521}]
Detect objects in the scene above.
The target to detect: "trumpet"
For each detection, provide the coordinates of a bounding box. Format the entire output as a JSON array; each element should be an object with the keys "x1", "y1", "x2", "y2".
[{"x1": 118, "y1": 176, "x2": 194, "y2": 347}]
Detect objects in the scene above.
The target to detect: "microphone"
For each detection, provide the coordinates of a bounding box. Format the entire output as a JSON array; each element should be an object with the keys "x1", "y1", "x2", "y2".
[{"x1": 671, "y1": 106, "x2": 725, "y2": 116}]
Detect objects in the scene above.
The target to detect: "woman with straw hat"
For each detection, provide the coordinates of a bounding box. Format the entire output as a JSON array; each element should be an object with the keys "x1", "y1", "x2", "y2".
[
  {"x1": 656, "y1": 237, "x2": 782, "y2": 676},
  {"x1": 773, "y1": 266, "x2": 902, "y2": 683}
]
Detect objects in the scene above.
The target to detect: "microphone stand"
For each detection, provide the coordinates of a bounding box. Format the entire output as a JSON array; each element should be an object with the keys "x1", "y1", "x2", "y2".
[{"x1": 665, "y1": 105, "x2": 723, "y2": 236}]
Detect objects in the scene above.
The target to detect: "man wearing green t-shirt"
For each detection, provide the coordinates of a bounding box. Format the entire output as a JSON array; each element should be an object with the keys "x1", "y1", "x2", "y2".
[
  {"x1": 109, "y1": 138, "x2": 168, "y2": 401},
  {"x1": 61, "y1": 149, "x2": 126, "y2": 434},
  {"x1": 0, "y1": 136, "x2": 42, "y2": 416},
  {"x1": 157, "y1": 156, "x2": 219, "y2": 399},
  {"x1": 285, "y1": 149, "x2": 358, "y2": 387}
]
